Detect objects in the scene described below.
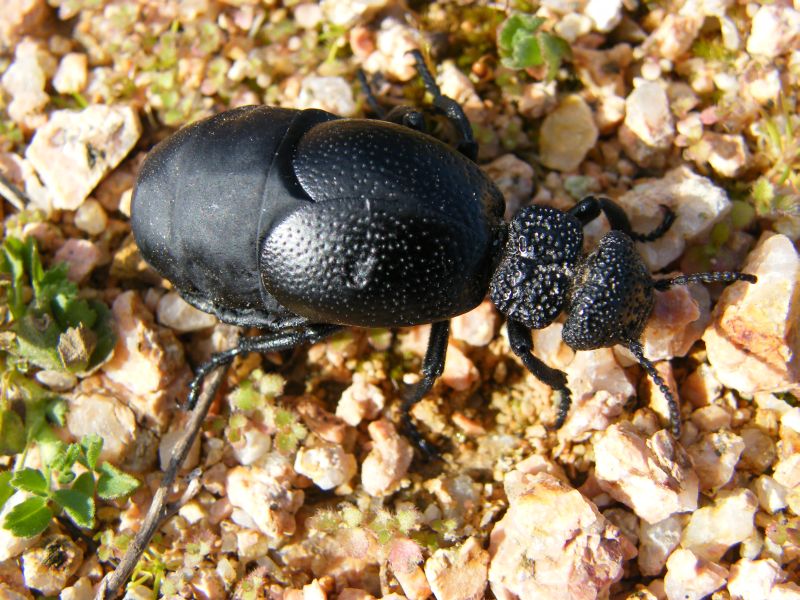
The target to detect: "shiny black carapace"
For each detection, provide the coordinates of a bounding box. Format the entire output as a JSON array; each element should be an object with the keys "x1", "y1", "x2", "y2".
[{"x1": 132, "y1": 52, "x2": 755, "y2": 452}]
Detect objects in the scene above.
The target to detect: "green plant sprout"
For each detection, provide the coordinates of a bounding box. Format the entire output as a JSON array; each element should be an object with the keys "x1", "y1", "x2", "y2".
[
  {"x1": 0, "y1": 236, "x2": 115, "y2": 376},
  {"x1": 497, "y1": 13, "x2": 571, "y2": 80},
  {"x1": 750, "y1": 96, "x2": 800, "y2": 223},
  {"x1": 0, "y1": 434, "x2": 139, "y2": 538}
]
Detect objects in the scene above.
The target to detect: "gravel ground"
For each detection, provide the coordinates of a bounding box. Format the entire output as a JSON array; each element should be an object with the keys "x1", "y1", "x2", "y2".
[{"x1": 1, "y1": 1, "x2": 799, "y2": 599}]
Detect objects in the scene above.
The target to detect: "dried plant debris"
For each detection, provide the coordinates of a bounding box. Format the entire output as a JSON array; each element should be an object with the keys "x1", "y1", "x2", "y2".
[{"x1": 0, "y1": 1, "x2": 799, "y2": 599}]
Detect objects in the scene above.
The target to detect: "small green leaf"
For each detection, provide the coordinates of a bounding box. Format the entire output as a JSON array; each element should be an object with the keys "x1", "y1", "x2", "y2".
[
  {"x1": 0, "y1": 409, "x2": 26, "y2": 455},
  {"x1": 3, "y1": 496, "x2": 53, "y2": 538},
  {"x1": 10, "y1": 469, "x2": 49, "y2": 496},
  {"x1": 96, "y1": 463, "x2": 139, "y2": 500},
  {"x1": 52, "y1": 489, "x2": 94, "y2": 529},
  {"x1": 512, "y1": 30, "x2": 542, "y2": 68},
  {"x1": 539, "y1": 32, "x2": 571, "y2": 81},
  {"x1": 72, "y1": 471, "x2": 95, "y2": 497},
  {"x1": 81, "y1": 435, "x2": 103, "y2": 471},
  {"x1": 0, "y1": 472, "x2": 15, "y2": 510},
  {"x1": 46, "y1": 399, "x2": 68, "y2": 428}
]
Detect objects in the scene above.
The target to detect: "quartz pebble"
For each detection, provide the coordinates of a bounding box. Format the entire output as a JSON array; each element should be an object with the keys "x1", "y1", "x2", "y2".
[
  {"x1": 619, "y1": 81, "x2": 674, "y2": 167},
  {"x1": 639, "y1": 515, "x2": 683, "y2": 576},
  {"x1": 753, "y1": 475, "x2": 787, "y2": 514},
  {"x1": 0, "y1": 39, "x2": 53, "y2": 130},
  {"x1": 538, "y1": 95, "x2": 598, "y2": 172},
  {"x1": 361, "y1": 419, "x2": 413, "y2": 497},
  {"x1": 727, "y1": 558, "x2": 788, "y2": 600},
  {"x1": 664, "y1": 548, "x2": 728, "y2": 600},
  {"x1": 636, "y1": 281, "x2": 709, "y2": 361},
  {"x1": 584, "y1": 0, "x2": 622, "y2": 32},
  {"x1": 424, "y1": 537, "x2": 489, "y2": 600},
  {"x1": 560, "y1": 348, "x2": 634, "y2": 438},
  {"x1": 701, "y1": 132, "x2": 750, "y2": 178},
  {"x1": 483, "y1": 155, "x2": 535, "y2": 221},
  {"x1": 74, "y1": 198, "x2": 108, "y2": 235},
  {"x1": 362, "y1": 17, "x2": 421, "y2": 81},
  {"x1": 25, "y1": 104, "x2": 141, "y2": 210},
  {"x1": 52, "y1": 52, "x2": 88, "y2": 94},
  {"x1": 451, "y1": 300, "x2": 499, "y2": 347},
  {"x1": 320, "y1": 0, "x2": 391, "y2": 27},
  {"x1": 746, "y1": 5, "x2": 800, "y2": 58},
  {"x1": 227, "y1": 464, "x2": 304, "y2": 540},
  {"x1": 21, "y1": 535, "x2": 83, "y2": 596},
  {"x1": 296, "y1": 76, "x2": 356, "y2": 117},
  {"x1": 489, "y1": 472, "x2": 633, "y2": 599},
  {"x1": 53, "y1": 238, "x2": 102, "y2": 283},
  {"x1": 336, "y1": 374, "x2": 385, "y2": 426},
  {"x1": 0, "y1": 0, "x2": 49, "y2": 47},
  {"x1": 156, "y1": 291, "x2": 217, "y2": 332},
  {"x1": 703, "y1": 233, "x2": 800, "y2": 395},
  {"x1": 686, "y1": 431, "x2": 745, "y2": 491},
  {"x1": 294, "y1": 444, "x2": 357, "y2": 491},
  {"x1": 681, "y1": 489, "x2": 758, "y2": 562},
  {"x1": 615, "y1": 166, "x2": 731, "y2": 271},
  {"x1": 102, "y1": 291, "x2": 190, "y2": 430},
  {"x1": 594, "y1": 423, "x2": 698, "y2": 524},
  {"x1": 67, "y1": 379, "x2": 138, "y2": 464}
]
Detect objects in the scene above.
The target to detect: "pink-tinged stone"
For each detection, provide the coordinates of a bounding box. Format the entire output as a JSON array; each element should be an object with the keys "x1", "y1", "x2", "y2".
[
  {"x1": 424, "y1": 537, "x2": 489, "y2": 600},
  {"x1": 451, "y1": 300, "x2": 499, "y2": 347},
  {"x1": 361, "y1": 419, "x2": 413, "y2": 497},
  {"x1": 489, "y1": 472, "x2": 635, "y2": 600},
  {"x1": 336, "y1": 373, "x2": 385, "y2": 426},
  {"x1": 703, "y1": 233, "x2": 800, "y2": 396},
  {"x1": 102, "y1": 291, "x2": 191, "y2": 430},
  {"x1": 53, "y1": 238, "x2": 101, "y2": 283},
  {"x1": 594, "y1": 423, "x2": 698, "y2": 524},
  {"x1": 664, "y1": 549, "x2": 727, "y2": 600},
  {"x1": 727, "y1": 558, "x2": 788, "y2": 600},
  {"x1": 25, "y1": 104, "x2": 141, "y2": 210},
  {"x1": 686, "y1": 431, "x2": 744, "y2": 491},
  {"x1": 227, "y1": 464, "x2": 304, "y2": 540},
  {"x1": 681, "y1": 489, "x2": 758, "y2": 562}
]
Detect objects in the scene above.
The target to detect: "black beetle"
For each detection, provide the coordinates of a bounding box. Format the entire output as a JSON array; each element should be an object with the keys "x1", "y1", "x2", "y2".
[{"x1": 131, "y1": 52, "x2": 755, "y2": 452}]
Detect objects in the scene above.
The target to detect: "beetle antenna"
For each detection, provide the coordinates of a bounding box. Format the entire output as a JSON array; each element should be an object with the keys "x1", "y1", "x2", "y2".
[
  {"x1": 626, "y1": 339, "x2": 681, "y2": 437},
  {"x1": 654, "y1": 271, "x2": 756, "y2": 291}
]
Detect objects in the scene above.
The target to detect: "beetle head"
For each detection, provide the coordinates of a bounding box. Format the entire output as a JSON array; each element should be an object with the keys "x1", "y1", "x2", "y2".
[{"x1": 489, "y1": 206, "x2": 583, "y2": 329}]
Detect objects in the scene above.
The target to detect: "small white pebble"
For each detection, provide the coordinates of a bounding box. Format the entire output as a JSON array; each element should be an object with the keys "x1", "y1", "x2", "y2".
[{"x1": 74, "y1": 198, "x2": 108, "y2": 235}]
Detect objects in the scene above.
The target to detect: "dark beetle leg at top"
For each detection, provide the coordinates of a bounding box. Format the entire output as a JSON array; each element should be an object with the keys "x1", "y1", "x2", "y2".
[
  {"x1": 568, "y1": 195, "x2": 676, "y2": 242},
  {"x1": 409, "y1": 49, "x2": 478, "y2": 161},
  {"x1": 401, "y1": 321, "x2": 451, "y2": 458},
  {"x1": 186, "y1": 324, "x2": 343, "y2": 410},
  {"x1": 506, "y1": 320, "x2": 572, "y2": 428}
]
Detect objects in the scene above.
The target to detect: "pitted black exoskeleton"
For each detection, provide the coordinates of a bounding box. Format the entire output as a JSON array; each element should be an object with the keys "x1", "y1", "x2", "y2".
[{"x1": 131, "y1": 51, "x2": 755, "y2": 454}]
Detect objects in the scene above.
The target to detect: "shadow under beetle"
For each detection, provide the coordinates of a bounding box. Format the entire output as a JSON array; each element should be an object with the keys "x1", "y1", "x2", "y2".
[{"x1": 131, "y1": 51, "x2": 755, "y2": 454}]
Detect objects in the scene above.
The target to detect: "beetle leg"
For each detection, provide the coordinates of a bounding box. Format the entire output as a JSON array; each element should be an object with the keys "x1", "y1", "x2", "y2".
[
  {"x1": 569, "y1": 196, "x2": 676, "y2": 242},
  {"x1": 356, "y1": 69, "x2": 387, "y2": 119},
  {"x1": 625, "y1": 339, "x2": 681, "y2": 437},
  {"x1": 506, "y1": 319, "x2": 572, "y2": 428},
  {"x1": 186, "y1": 324, "x2": 343, "y2": 410},
  {"x1": 654, "y1": 271, "x2": 756, "y2": 291},
  {"x1": 401, "y1": 320, "x2": 450, "y2": 457},
  {"x1": 409, "y1": 49, "x2": 478, "y2": 161}
]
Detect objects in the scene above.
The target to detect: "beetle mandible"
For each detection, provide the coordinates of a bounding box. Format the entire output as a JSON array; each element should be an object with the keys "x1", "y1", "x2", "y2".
[{"x1": 131, "y1": 51, "x2": 755, "y2": 453}]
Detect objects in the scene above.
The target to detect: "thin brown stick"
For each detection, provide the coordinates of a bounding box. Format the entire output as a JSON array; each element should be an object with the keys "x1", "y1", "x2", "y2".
[
  {"x1": 0, "y1": 171, "x2": 30, "y2": 210},
  {"x1": 94, "y1": 365, "x2": 227, "y2": 600}
]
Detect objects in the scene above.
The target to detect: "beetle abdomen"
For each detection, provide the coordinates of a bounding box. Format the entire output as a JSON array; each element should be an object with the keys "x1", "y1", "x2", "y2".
[
  {"x1": 260, "y1": 119, "x2": 505, "y2": 327},
  {"x1": 132, "y1": 106, "x2": 304, "y2": 326}
]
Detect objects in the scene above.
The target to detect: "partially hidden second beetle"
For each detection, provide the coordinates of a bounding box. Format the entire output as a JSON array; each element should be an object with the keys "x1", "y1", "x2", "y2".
[{"x1": 131, "y1": 52, "x2": 755, "y2": 453}]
